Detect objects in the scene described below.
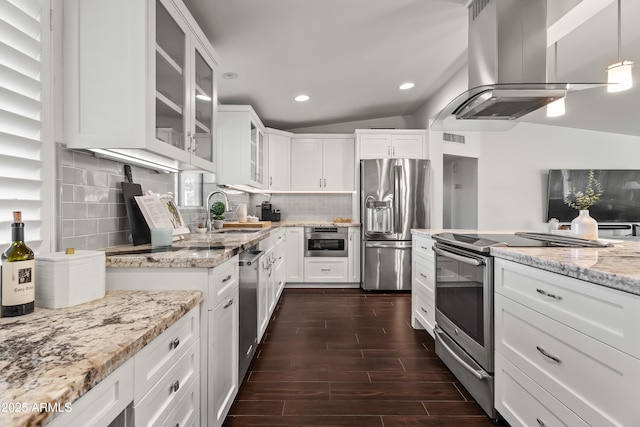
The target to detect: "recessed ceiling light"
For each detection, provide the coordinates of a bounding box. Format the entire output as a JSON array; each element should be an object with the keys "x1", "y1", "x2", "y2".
[
  {"x1": 222, "y1": 72, "x2": 238, "y2": 80},
  {"x1": 295, "y1": 94, "x2": 310, "y2": 102},
  {"x1": 399, "y1": 82, "x2": 415, "y2": 90}
]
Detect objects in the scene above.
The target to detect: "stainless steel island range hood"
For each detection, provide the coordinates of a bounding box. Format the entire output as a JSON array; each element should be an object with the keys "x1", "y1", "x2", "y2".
[{"x1": 432, "y1": 0, "x2": 604, "y2": 131}]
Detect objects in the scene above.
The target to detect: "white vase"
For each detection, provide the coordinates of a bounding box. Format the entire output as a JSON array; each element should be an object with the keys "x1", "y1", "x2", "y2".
[{"x1": 570, "y1": 210, "x2": 598, "y2": 240}]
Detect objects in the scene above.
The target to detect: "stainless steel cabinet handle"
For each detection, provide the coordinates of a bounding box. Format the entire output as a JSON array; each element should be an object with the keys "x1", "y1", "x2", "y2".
[
  {"x1": 420, "y1": 307, "x2": 428, "y2": 314},
  {"x1": 319, "y1": 178, "x2": 322, "y2": 188},
  {"x1": 222, "y1": 274, "x2": 232, "y2": 283},
  {"x1": 536, "y1": 419, "x2": 545, "y2": 427},
  {"x1": 224, "y1": 299, "x2": 234, "y2": 309},
  {"x1": 169, "y1": 337, "x2": 180, "y2": 350},
  {"x1": 536, "y1": 346, "x2": 561, "y2": 363},
  {"x1": 536, "y1": 288, "x2": 562, "y2": 300},
  {"x1": 419, "y1": 273, "x2": 427, "y2": 278},
  {"x1": 324, "y1": 178, "x2": 326, "y2": 187},
  {"x1": 387, "y1": 146, "x2": 391, "y2": 156},
  {"x1": 393, "y1": 145, "x2": 396, "y2": 156},
  {"x1": 170, "y1": 380, "x2": 180, "y2": 393},
  {"x1": 270, "y1": 176, "x2": 272, "y2": 186},
  {"x1": 321, "y1": 268, "x2": 331, "y2": 272},
  {"x1": 420, "y1": 246, "x2": 429, "y2": 250}
]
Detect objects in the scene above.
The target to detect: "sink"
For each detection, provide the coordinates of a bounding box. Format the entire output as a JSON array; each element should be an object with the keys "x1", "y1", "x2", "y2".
[{"x1": 214, "y1": 229, "x2": 260, "y2": 234}]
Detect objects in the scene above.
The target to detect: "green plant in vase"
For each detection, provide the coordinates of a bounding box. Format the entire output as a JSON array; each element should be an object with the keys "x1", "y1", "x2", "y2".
[
  {"x1": 562, "y1": 170, "x2": 603, "y2": 239},
  {"x1": 210, "y1": 201, "x2": 226, "y2": 229}
]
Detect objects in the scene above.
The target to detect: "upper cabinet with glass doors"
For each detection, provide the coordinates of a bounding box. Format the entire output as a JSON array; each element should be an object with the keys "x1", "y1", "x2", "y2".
[
  {"x1": 216, "y1": 105, "x2": 266, "y2": 189},
  {"x1": 62, "y1": 0, "x2": 219, "y2": 172}
]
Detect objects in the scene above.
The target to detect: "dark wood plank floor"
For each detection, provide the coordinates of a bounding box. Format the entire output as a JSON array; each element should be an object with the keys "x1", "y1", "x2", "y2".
[{"x1": 224, "y1": 288, "x2": 498, "y2": 426}]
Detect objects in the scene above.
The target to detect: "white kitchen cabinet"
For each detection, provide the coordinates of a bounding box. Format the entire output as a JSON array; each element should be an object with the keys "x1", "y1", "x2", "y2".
[
  {"x1": 209, "y1": 288, "x2": 239, "y2": 427},
  {"x1": 410, "y1": 234, "x2": 435, "y2": 338},
  {"x1": 304, "y1": 258, "x2": 349, "y2": 282},
  {"x1": 494, "y1": 258, "x2": 640, "y2": 427},
  {"x1": 291, "y1": 135, "x2": 355, "y2": 191},
  {"x1": 217, "y1": 105, "x2": 266, "y2": 188},
  {"x1": 47, "y1": 358, "x2": 134, "y2": 427},
  {"x1": 63, "y1": 0, "x2": 219, "y2": 172},
  {"x1": 266, "y1": 128, "x2": 292, "y2": 190},
  {"x1": 356, "y1": 130, "x2": 426, "y2": 160},
  {"x1": 347, "y1": 227, "x2": 361, "y2": 283},
  {"x1": 106, "y1": 255, "x2": 240, "y2": 427},
  {"x1": 285, "y1": 227, "x2": 304, "y2": 282}
]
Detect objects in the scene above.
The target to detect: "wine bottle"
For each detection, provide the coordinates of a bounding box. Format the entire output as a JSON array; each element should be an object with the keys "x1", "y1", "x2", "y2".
[{"x1": 1, "y1": 211, "x2": 35, "y2": 317}]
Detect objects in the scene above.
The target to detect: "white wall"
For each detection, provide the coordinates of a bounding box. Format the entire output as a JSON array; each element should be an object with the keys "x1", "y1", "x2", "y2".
[{"x1": 474, "y1": 123, "x2": 640, "y2": 231}]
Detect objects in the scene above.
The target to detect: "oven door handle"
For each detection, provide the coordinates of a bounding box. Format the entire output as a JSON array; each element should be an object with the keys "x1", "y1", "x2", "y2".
[
  {"x1": 434, "y1": 326, "x2": 490, "y2": 381},
  {"x1": 433, "y1": 247, "x2": 484, "y2": 266}
]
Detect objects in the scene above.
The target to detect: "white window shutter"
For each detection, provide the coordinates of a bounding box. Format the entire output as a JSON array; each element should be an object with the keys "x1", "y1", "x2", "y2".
[{"x1": 0, "y1": 0, "x2": 44, "y2": 250}]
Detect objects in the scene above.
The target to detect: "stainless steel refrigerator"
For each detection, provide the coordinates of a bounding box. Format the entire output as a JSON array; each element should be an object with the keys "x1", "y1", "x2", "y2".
[{"x1": 360, "y1": 158, "x2": 429, "y2": 290}]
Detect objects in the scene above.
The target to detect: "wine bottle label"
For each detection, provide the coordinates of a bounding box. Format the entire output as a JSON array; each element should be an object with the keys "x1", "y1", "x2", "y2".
[{"x1": 1, "y1": 260, "x2": 35, "y2": 306}]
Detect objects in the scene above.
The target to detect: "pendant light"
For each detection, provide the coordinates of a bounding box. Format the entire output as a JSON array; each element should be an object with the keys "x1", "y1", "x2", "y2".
[
  {"x1": 547, "y1": 42, "x2": 566, "y2": 117},
  {"x1": 606, "y1": 0, "x2": 634, "y2": 92}
]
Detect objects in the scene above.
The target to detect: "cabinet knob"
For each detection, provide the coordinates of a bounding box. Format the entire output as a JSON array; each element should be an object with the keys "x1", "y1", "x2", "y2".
[{"x1": 170, "y1": 337, "x2": 180, "y2": 350}]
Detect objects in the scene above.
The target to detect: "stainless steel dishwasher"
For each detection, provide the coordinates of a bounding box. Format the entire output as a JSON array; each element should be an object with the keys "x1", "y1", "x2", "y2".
[{"x1": 238, "y1": 247, "x2": 263, "y2": 382}]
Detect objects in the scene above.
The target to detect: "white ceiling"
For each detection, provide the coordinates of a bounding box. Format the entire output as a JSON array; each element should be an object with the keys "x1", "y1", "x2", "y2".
[{"x1": 182, "y1": 0, "x2": 640, "y2": 136}]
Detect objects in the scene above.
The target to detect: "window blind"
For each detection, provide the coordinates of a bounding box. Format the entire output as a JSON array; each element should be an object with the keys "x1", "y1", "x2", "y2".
[{"x1": 0, "y1": 0, "x2": 44, "y2": 250}]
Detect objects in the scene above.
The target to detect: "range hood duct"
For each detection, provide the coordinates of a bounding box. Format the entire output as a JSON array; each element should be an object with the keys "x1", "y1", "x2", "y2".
[{"x1": 432, "y1": 0, "x2": 603, "y2": 131}]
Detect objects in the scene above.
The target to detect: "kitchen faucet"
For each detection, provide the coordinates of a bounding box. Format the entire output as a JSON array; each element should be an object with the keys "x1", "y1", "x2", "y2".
[{"x1": 205, "y1": 190, "x2": 232, "y2": 231}]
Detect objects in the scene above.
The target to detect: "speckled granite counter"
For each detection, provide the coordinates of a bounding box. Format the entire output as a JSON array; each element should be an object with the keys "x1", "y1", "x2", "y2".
[
  {"x1": 491, "y1": 241, "x2": 640, "y2": 296},
  {"x1": 411, "y1": 228, "x2": 640, "y2": 297},
  {"x1": 105, "y1": 222, "x2": 360, "y2": 269},
  {"x1": 0, "y1": 290, "x2": 203, "y2": 427}
]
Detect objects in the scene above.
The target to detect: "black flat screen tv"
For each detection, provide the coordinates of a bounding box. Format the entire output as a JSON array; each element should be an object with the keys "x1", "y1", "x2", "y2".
[{"x1": 547, "y1": 169, "x2": 640, "y2": 223}]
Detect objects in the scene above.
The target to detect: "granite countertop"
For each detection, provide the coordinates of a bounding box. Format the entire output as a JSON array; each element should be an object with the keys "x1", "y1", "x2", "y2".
[
  {"x1": 411, "y1": 228, "x2": 640, "y2": 296},
  {"x1": 105, "y1": 221, "x2": 360, "y2": 269},
  {"x1": 0, "y1": 290, "x2": 203, "y2": 427}
]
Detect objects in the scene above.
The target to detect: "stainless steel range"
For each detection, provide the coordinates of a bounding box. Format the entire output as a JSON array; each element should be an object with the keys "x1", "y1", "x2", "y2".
[{"x1": 431, "y1": 232, "x2": 610, "y2": 420}]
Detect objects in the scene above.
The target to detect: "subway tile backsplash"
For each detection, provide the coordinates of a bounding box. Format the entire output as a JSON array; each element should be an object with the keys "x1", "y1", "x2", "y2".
[{"x1": 59, "y1": 146, "x2": 354, "y2": 250}]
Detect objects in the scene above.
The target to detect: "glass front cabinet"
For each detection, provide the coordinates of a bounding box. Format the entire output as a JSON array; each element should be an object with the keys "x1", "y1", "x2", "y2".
[{"x1": 63, "y1": 0, "x2": 219, "y2": 172}]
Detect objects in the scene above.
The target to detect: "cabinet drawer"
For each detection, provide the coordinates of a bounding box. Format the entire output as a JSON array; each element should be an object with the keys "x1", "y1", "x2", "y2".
[
  {"x1": 160, "y1": 376, "x2": 200, "y2": 427},
  {"x1": 495, "y1": 258, "x2": 640, "y2": 358},
  {"x1": 495, "y1": 294, "x2": 640, "y2": 427},
  {"x1": 412, "y1": 257, "x2": 434, "y2": 298},
  {"x1": 134, "y1": 306, "x2": 199, "y2": 402},
  {"x1": 209, "y1": 256, "x2": 239, "y2": 309},
  {"x1": 413, "y1": 288, "x2": 435, "y2": 337},
  {"x1": 495, "y1": 353, "x2": 589, "y2": 427},
  {"x1": 304, "y1": 258, "x2": 348, "y2": 282},
  {"x1": 135, "y1": 338, "x2": 200, "y2": 427},
  {"x1": 47, "y1": 358, "x2": 134, "y2": 427},
  {"x1": 412, "y1": 235, "x2": 434, "y2": 261}
]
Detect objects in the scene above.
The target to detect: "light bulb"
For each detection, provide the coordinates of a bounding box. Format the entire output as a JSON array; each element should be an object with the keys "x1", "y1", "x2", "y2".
[{"x1": 606, "y1": 61, "x2": 634, "y2": 92}]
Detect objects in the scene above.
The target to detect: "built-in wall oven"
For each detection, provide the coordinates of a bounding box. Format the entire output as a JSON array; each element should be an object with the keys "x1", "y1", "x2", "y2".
[{"x1": 304, "y1": 227, "x2": 348, "y2": 257}]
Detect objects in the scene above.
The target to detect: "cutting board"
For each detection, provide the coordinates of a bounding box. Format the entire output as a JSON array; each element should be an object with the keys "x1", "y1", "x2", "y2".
[
  {"x1": 122, "y1": 182, "x2": 151, "y2": 245},
  {"x1": 223, "y1": 221, "x2": 272, "y2": 228}
]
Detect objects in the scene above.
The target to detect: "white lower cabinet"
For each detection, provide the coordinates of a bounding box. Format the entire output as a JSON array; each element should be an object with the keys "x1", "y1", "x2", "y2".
[
  {"x1": 494, "y1": 258, "x2": 640, "y2": 427},
  {"x1": 410, "y1": 234, "x2": 435, "y2": 337},
  {"x1": 107, "y1": 255, "x2": 240, "y2": 427},
  {"x1": 285, "y1": 227, "x2": 304, "y2": 282},
  {"x1": 209, "y1": 287, "x2": 239, "y2": 427},
  {"x1": 304, "y1": 258, "x2": 348, "y2": 282},
  {"x1": 135, "y1": 338, "x2": 201, "y2": 427},
  {"x1": 47, "y1": 358, "x2": 134, "y2": 427},
  {"x1": 347, "y1": 227, "x2": 361, "y2": 283}
]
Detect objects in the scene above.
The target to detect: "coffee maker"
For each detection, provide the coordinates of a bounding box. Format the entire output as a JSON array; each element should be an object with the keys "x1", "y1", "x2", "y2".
[{"x1": 260, "y1": 201, "x2": 281, "y2": 221}]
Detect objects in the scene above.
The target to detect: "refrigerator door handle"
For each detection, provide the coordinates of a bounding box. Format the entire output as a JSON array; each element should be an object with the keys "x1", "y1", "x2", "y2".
[{"x1": 394, "y1": 163, "x2": 402, "y2": 236}]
